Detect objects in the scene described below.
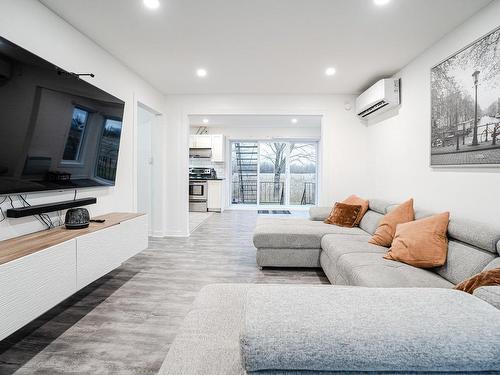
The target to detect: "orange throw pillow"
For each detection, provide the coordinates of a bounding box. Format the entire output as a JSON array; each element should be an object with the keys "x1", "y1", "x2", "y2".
[
  {"x1": 384, "y1": 212, "x2": 450, "y2": 268},
  {"x1": 369, "y1": 198, "x2": 414, "y2": 247},
  {"x1": 324, "y1": 202, "x2": 362, "y2": 227},
  {"x1": 342, "y1": 195, "x2": 369, "y2": 226},
  {"x1": 455, "y1": 268, "x2": 500, "y2": 294}
]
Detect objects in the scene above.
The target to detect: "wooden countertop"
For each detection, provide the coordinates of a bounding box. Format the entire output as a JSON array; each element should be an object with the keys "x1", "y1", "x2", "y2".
[{"x1": 0, "y1": 212, "x2": 144, "y2": 266}]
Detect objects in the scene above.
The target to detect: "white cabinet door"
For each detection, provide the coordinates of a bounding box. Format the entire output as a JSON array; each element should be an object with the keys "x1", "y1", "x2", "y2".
[
  {"x1": 195, "y1": 135, "x2": 212, "y2": 148},
  {"x1": 76, "y1": 215, "x2": 148, "y2": 289},
  {"x1": 76, "y1": 224, "x2": 123, "y2": 289},
  {"x1": 190, "y1": 135, "x2": 212, "y2": 148},
  {"x1": 207, "y1": 180, "x2": 224, "y2": 212},
  {"x1": 211, "y1": 134, "x2": 225, "y2": 162},
  {"x1": 189, "y1": 135, "x2": 197, "y2": 148},
  {"x1": 115, "y1": 215, "x2": 149, "y2": 260},
  {"x1": 0, "y1": 240, "x2": 77, "y2": 340}
]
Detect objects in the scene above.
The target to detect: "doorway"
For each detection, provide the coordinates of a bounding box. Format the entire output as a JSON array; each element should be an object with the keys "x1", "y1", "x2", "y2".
[{"x1": 137, "y1": 104, "x2": 157, "y2": 233}]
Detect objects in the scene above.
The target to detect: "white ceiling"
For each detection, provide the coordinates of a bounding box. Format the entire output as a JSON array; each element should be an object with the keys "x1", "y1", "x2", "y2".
[
  {"x1": 189, "y1": 114, "x2": 322, "y2": 128},
  {"x1": 40, "y1": 0, "x2": 491, "y2": 95}
]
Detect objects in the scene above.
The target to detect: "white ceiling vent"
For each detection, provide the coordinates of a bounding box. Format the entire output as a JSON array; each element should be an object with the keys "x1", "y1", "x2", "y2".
[{"x1": 356, "y1": 78, "x2": 400, "y2": 120}]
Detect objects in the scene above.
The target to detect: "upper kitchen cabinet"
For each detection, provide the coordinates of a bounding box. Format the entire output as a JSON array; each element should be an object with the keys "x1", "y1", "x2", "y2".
[
  {"x1": 211, "y1": 134, "x2": 225, "y2": 163},
  {"x1": 190, "y1": 135, "x2": 212, "y2": 149},
  {"x1": 190, "y1": 134, "x2": 225, "y2": 163}
]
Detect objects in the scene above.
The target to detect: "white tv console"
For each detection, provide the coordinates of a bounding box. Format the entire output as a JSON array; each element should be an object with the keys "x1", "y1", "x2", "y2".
[{"x1": 0, "y1": 213, "x2": 148, "y2": 341}]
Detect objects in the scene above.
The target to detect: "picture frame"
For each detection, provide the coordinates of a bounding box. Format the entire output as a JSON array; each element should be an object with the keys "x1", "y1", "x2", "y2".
[{"x1": 430, "y1": 26, "x2": 500, "y2": 167}]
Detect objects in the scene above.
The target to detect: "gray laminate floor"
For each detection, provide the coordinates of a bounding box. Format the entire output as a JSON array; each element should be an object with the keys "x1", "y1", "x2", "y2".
[{"x1": 0, "y1": 210, "x2": 327, "y2": 375}]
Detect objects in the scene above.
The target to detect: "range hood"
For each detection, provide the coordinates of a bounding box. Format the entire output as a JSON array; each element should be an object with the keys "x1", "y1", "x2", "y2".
[{"x1": 189, "y1": 148, "x2": 212, "y2": 159}]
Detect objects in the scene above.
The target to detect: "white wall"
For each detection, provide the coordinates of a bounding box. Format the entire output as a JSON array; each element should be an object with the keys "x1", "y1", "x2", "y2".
[
  {"x1": 0, "y1": 0, "x2": 165, "y2": 240},
  {"x1": 366, "y1": 0, "x2": 500, "y2": 222},
  {"x1": 165, "y1": 94, "x2": 369, "y2": 236}
]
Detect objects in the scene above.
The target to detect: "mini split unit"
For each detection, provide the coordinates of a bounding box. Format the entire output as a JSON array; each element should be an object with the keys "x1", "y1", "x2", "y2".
[{"x1": 356, "y1": 78, "x2": 400, "y2": 120}]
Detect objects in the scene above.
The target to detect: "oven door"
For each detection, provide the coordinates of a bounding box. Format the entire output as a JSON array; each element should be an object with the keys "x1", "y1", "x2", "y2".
[{"x1": 189, "y1": 182, "x2": 207, "y2": 201}]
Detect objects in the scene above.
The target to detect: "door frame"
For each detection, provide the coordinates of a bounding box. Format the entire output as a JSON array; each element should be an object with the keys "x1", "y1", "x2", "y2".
[
  {"x1": 229, "y1": 138, "x2": 319, "y2": 209},
  {"x1": 134, "y1": 100, "x2": 163, "y2": 236}
]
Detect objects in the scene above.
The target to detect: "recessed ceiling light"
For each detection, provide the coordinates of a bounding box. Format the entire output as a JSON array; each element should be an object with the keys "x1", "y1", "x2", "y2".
[
  {"x1": 325, "y1": 67, "x2": 336, "y2": 76},
  {"x1": 202, "y1": 118, "x2": 209, "y2": 124},
  {"x1": 143, "y1": 0, "x2": 160, "y2": 10},
  {"x1": 374, "y1": 0, "x2": 390, "y2": 6},
  {"x1": 291, "y1": 118, "x2": 298, "y2": 124},
  {"x1": 196, "y1": 68, "x2": 208, "y2": 78}
]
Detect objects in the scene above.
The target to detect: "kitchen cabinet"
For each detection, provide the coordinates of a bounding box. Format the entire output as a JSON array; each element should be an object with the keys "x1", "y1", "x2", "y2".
[
  {"x1": 210, "y1": 134, "x2": 225, "y2": 162},
  {"x1": 189, "y1": 135, "x2": 212, "y2": 149},
  {"x1": 207, "y1": 180, "x2": 225, "y2": 212},
  {"x1": 190, "y1": 134, "x2": 225, "y2": 163}
]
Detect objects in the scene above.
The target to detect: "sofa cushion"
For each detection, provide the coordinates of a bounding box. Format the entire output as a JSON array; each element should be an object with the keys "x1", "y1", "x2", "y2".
[
  {"x1": 335, "y1": 252, "x2": 453, "y2": 288},
  {"x1": 240, "y1": 286, "x2": 500, "y2": 373},
  {"x1": 384, "y1": 212, "x2": 450, "y2": 268},
  {"x1": 343, "y1": 195, "x2": 369, "y2": 225},
  {"x1": 368, "y1": 198, "x2": 393, "y2": 214},
  {"x1": 435, "y1": 240, "x2": 497, "y2": 285},
  {"x1": 308, "y1": 206, "x2": 331, "y2": 221},
  {"x1": 447, "y1": 217, "x2": 500, "y2": 254},
  {"x1": 256, "y1": 248, "x2": 321, "y2": 268},
  {"x1": 320, "y1": 235, "x2": 386, "y2": 284},
  {"x1": 473, "y1": 286, "x2": 500, "y2": 309},
  {"x1": 484, "y1": 257, "x2": 500, "y2": 271},
  {"x1": 358, "y1": 210, "x2": 383, "y2": 235},
  {"x1": 253, "y1": 217, "x2": 366, "y2": 249},
  {"x1": 321, "y1": 234, "x2": 385, "y2": 264},
  {"x1": 455, "y1": 268, "x2": 500, "y2": 294},
  {"x1": 369, "y1": 198, "x2": 415, "y2": 247},
  {"x1": 158, "y1": 284, "x2": 249, "y2": 375},
  {"x1": 324, "y1": 202, "x2": 362, "y2": 227},
  {"x1": 415, "y1": 208, "x2": 436, "y2": 220}
]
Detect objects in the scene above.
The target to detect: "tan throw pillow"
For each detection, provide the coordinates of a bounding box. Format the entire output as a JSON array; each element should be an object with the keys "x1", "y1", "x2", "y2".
[
  {"x1": 384, "y1": 212, "x2": 450, "y2": 268},
  {"x1": 455, "y1": 268, "x2": 500, "y2": 294},
  {"x1": 342, "y1": 195, "x2": 369, "y2": 226},
  {"x1": 324, "y1": 202, "x2": 362, "y2": 228},
  {"x1": 369, "y1": 198, "x2": 414, "y2": 247}
]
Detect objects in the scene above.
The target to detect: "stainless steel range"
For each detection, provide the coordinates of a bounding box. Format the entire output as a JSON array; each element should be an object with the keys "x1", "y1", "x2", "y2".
[{"x1": 189, "y1": 168, "x2": 216, "y2": 212}]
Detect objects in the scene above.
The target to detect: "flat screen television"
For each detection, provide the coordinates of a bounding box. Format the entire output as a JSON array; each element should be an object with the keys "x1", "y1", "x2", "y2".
[{"x1": 0, "y1": 35, "x2": 125, "y2": 196}]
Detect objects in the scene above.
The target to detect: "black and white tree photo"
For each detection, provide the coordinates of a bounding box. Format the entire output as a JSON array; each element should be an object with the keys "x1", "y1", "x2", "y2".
[{"x1": 431, "y1": 27, "x2": 500, "y2": 166}]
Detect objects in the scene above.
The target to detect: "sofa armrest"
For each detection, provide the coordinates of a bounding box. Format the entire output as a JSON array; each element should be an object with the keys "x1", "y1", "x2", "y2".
[
  {"x1": 240, "y1": 286, "x2": 500, "y2": 373},
  {"x1": 474, "y1": 286, "x2": 500, "y2": 309},
  {"x1": 308, "y1": 206, "x2": 331, "y2": 221}
]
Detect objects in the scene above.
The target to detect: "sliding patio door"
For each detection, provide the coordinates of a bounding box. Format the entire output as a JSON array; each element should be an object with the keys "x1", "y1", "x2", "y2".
[
  {"x1": 231, "y1": 140, "x2": 318, "y2": 206},
  {"x1": 259, "y1": 142, "x2": 287, "y2": 205}
]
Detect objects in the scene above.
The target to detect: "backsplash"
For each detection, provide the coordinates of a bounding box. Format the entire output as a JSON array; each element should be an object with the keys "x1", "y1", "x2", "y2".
[{"x1": 189, "y1": 159, "x2": 226, "y2": 178}]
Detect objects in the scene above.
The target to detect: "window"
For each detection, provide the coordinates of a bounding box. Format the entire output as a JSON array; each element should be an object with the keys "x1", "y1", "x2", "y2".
[
  {"x1": 95, "y1": 118, "x2": 123, "y2": 182},
  {"x1": 231, "y1": 140, "x2": 318, "y2": 206},
  {"x1": 289, "y1": 142, "x2": 317, "y2": 205},
  {"x1": 63, "y1": 107, "x2": 89, "y2": 161}
]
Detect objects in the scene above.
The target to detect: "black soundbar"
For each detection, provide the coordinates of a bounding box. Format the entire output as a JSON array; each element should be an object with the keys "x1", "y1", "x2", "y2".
[{"x1": 6, "y1": 197, "x2": 97, "y2": 218}]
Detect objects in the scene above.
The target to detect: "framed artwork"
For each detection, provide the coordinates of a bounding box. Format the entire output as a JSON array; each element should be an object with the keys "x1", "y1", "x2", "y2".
[{"x1": 431, "y1": 26, "x2": 500, "y2": 167}]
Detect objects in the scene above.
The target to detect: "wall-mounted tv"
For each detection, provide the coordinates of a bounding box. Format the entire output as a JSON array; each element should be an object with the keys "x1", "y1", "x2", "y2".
[{"x1": 0, "y1": 35, "x2": 125, "y2": 196}]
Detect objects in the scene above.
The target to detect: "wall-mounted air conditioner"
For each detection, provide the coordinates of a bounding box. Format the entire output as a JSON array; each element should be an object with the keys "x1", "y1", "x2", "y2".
[{"x1": 356, "y1": 78, "x2": 400, "y2": 120}]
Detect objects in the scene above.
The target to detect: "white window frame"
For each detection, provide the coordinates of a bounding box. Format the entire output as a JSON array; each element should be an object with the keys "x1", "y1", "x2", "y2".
[{"x1": 230, "y1": 139, "x2": 319, "y2": 209}]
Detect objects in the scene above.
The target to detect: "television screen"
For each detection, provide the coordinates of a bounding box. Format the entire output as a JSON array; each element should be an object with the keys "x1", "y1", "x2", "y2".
[{"x1": 0, "y1": 35, "x2": 125, "y2": 196}]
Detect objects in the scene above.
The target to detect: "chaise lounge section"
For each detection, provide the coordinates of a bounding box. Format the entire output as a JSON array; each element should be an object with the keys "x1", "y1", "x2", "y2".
[{"x1": 159, "y1": 284, "x2": 500, "y2": 374}]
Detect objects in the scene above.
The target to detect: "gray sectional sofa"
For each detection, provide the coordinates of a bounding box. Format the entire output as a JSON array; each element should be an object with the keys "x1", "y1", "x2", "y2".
[
  {"x1": 254, "y1": 199, "x2": 500, "y2": 291},
  {"x1": 159, "y1": 199, "x2": 500, "y2": 374}
]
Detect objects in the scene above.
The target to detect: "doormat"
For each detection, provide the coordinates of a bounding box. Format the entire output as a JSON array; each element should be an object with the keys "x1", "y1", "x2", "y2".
[{"x1": 258, "y1": 210, "x2": 291, "y2": 215}]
